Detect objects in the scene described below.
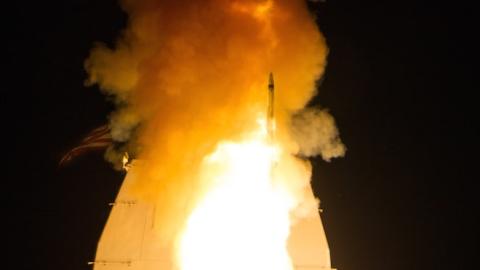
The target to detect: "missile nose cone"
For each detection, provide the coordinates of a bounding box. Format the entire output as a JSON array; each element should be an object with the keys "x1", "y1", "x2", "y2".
[{"x1": 268, "y1": 72, "x2": 274, "y2": 90}]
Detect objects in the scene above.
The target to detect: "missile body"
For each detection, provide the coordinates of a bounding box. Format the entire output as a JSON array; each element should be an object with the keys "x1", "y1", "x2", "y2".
[{"x1": 267, "y1": 73, "x2": 275, "y2": 141}]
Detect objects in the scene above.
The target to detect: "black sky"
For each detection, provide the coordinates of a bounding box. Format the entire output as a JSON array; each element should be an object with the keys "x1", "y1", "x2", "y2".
[{"x1": 6, "y1": 1, "x2": 477, "y2": 270}]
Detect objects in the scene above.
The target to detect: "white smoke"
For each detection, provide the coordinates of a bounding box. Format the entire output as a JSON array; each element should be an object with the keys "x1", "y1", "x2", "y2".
[{"x1": 291, "y1": 107, "x2": 346, "y2": 161}]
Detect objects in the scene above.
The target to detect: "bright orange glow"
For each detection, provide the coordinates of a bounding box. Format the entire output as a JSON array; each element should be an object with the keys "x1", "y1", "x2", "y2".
[
  {"x1": 84, "y1": 0, "x2": 346, "y2": 268},
  {"x1": 178, "y1": 118, "x2": 294, "y2": 270},
  {"x1": 232, "y1": 0, "x2": 274, "y2": 20}
]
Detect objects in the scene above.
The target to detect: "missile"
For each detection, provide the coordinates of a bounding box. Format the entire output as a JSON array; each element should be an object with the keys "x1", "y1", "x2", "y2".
[
  {"x1": 267, "y1": 72, "x2": 274, "y2": 118},
  {"x1": 268, "y1": 72, "x2": 274, "y2": 91},
  {"x1": 267, "y1": 73, "x2": 275, "y2": 141}
]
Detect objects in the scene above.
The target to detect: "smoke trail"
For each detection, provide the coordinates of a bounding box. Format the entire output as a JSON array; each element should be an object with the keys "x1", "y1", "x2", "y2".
[{"x1": 85, "y1": 0, "x2": 343, "y2": 255}]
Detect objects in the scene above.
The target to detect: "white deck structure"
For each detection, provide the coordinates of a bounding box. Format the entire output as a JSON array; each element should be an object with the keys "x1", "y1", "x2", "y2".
[{"x1": 91, "y1": 164, "x2": 335, "y2": 270}]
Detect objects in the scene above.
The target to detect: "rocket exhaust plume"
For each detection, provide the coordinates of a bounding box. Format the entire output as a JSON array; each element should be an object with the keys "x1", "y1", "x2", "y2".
[{"x1": 85, "y1": 0, "x2": 345, "y2": 269}]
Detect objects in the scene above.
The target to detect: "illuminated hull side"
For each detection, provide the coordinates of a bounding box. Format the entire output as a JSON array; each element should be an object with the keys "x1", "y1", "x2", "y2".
[
  {"x1": 91, "y1": 163, "x2": 335, "y2": 270},
  {"x1": 287, "y1": 188, "x2": 335, "y2": 270},
  {"x1": 91, "y1": 165, "x2": 173, "y2": 270}
]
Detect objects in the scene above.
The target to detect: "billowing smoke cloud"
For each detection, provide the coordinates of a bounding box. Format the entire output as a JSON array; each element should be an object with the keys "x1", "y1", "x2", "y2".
[
  {"x1": 291, "y1": 107, "x2": 346, "y2": 161},
  {"x1": 85, "y1": 0, "x2": 343, "y2": 250}
]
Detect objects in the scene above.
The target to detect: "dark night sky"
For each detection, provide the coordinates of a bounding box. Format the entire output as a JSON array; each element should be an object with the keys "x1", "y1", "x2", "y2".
[{"x1": 5, "y1": 1, "x2": 477, "y2": 270}]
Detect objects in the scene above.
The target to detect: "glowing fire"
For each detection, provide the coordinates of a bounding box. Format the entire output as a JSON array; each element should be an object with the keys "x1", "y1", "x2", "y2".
[{"x1": 178, "y1": 118, "x2": 294, "y2": 270}]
